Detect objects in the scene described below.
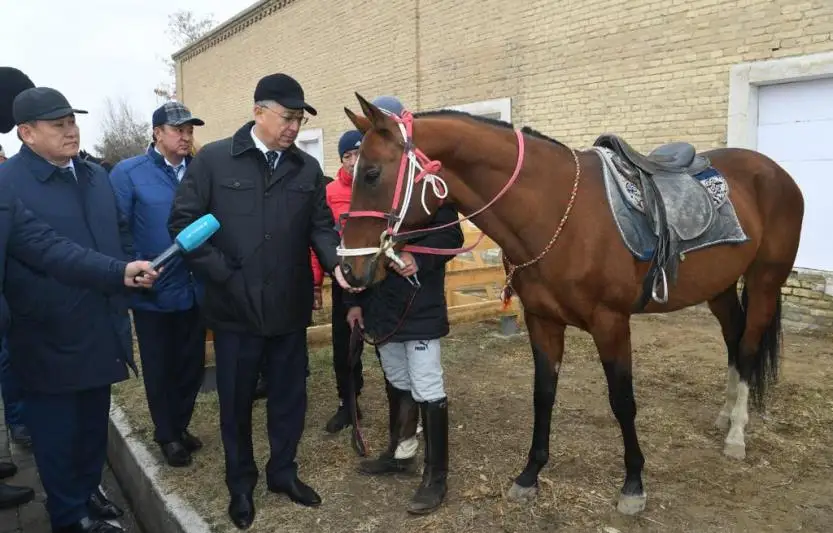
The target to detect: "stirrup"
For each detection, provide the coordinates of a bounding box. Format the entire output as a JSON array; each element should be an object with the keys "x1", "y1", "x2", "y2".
[{"x1": 651, "y1": 268, "x2": 668, "y2": 304}]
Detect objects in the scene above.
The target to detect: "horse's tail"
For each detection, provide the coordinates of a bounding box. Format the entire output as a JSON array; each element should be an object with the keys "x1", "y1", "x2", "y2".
[{"x1": 740, "y1": 284, "x2": 783, "y2": 412}]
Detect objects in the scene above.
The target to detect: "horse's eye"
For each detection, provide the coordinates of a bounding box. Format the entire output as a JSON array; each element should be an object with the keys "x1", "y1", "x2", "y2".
[{"x1": 364, "y1": 167, "x2": 381, "y2": 184}]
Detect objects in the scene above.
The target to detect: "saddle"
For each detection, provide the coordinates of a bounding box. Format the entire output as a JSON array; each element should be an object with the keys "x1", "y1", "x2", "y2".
[
  {"x1": 593, "y1": 133, "x2": 714, "y2": 311},
  {"x1": 596, "y1": 134, "x2": 711, "y2": 177}
]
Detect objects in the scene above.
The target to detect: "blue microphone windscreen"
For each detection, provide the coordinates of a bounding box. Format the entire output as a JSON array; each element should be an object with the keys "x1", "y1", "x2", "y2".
[{"x1": 175, "y1": 214, "x2": 220, "y2": 252}]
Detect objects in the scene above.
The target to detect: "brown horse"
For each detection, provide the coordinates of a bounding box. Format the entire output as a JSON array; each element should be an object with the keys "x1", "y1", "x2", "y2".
[{"x1": 336, "y1": 94, "x2": 804, "y2": 515}]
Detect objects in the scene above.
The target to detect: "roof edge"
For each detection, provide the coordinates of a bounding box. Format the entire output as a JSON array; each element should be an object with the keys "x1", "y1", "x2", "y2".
[{"x1": 172, "y1": 0, "x2": 297, "y2": 63}]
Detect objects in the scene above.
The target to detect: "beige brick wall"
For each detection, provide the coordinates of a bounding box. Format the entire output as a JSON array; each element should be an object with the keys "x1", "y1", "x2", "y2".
[{"x1": 176, "y1": 0, "x2": 833, "y2": 176}]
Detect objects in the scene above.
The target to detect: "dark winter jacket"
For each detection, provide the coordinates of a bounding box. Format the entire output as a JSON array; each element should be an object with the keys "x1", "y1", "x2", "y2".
[
  {"x1": 0, "y1": 145, "x2": 136, "y2": 393},
  {"x1": 345, "y1": 204, "x2": 463, "y2": 343},
  {"x1": 168, "y1": 121, "x2": 340, "y2": 336}
]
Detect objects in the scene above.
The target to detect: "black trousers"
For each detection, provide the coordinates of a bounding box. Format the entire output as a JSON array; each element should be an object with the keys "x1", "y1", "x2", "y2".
[
  {"x1": 331, "y1": 283, "x2": 363, "y2": 400},
  {"x1": 132, "y1": 307, "x2": 206, "y2": 444},
  {"x1": 26, "y1": 386, "x2": 110, "y2": 528},
  {"x1": 213, "y1": 328, "x2": 308, "y2": 494}
]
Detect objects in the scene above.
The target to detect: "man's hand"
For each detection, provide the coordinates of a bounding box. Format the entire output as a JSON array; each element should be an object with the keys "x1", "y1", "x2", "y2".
[
  {"x1": 347, "y1": 306, "x2": 364, "y2": 329},
  {"x1": 389, "y1": 251, "x2": 418, "y2": 278},
  {"x1": 333, "y1": 264, "x2": 364, "y2": 293},
  {"x1": 313, "y1": 285, "x2": 323, "y2": 310},
  {"x1": 125, "y1": 261, "x2": 160, "y2": 288}
]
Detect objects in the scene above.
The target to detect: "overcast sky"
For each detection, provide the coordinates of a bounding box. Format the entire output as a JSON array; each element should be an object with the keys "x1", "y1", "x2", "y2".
[{"x1": 0, "y1": 0, "x2": 253, "y2": 156}]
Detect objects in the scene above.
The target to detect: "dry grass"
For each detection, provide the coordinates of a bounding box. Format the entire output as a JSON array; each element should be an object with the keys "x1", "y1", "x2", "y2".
[{"x1": 113, "y1": 308, "x2": 833, "y2": 533}]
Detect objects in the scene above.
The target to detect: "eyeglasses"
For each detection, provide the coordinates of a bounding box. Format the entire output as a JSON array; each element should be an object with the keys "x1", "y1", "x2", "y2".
[{"x1": 259, "y1": 105, "x2": 309, "y2": 125}]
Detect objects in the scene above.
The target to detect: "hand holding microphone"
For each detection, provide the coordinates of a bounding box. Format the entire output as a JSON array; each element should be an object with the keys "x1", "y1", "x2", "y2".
[{"x1": 133, "y1": 214, "x2": 221, "y2": 284}]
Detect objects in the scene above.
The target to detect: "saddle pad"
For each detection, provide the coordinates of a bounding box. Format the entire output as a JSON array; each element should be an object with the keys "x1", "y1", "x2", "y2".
[{"x1": 592, "y1": 147, "x2": 749, "y2": 261}]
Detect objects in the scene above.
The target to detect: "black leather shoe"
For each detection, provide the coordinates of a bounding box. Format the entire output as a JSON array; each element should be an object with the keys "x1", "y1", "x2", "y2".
[
  {"x1": 88, "y1": 487, "x2": 124, "y2": 520},
  {"x1": 181, "y1": 430, "x2": 203, "y2": 452},
  {"x1": 0, "y1": 461, "x2": 17, "y2": 480},
  {"x1": 228, "y1": 492, "x2": 255, "y2": 530},
  {"x1": 268, "y1": 477, "x2": 322, "y2": 507},
  {"x1": 0, "y1": 482, "x2": 34, "y2": 509},
  {"x1": 160, "y1": 441, "x2": 192, "y2": 467},
  {"x1": 53, "y1": 517, "x2": 124, "y2": 532}
]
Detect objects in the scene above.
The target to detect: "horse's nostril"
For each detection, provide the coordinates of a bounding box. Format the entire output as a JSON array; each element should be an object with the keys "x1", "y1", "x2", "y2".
[{"x1": 341, "y1": 263, "x2": 352, "y2": 276}]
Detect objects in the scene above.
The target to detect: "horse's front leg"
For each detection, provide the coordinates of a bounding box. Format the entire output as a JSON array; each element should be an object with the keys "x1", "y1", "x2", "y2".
[
  {"x1": 507, "y1": 313, "x2": 565, "y2": 503},
  {"x1": 591, "y1": 309, "x2": 646, "y2": 515}
]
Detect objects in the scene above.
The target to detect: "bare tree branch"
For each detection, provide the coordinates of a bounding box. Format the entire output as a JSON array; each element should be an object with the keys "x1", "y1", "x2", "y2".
[
  {"x1": 155, "y1": 10, "x2": 217, "y2": 101},
  {"x1": 93, "y1": 97, "x2": 150, "y2": 165}
]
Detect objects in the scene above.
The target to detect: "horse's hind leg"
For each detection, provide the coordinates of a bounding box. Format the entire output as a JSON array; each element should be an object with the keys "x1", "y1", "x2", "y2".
[
  {"x1": 724, "y1": 267, "x2": 785, "y2": 460},
  {"x1": 707, "y1": 283, "x2": 745, "y2": 432},
  {"x1": 590, "y1": 309, "x2": 646, "y2": 515},
  {"x1": 507, "y1": 312, "x2": 564, "y2": 504}
]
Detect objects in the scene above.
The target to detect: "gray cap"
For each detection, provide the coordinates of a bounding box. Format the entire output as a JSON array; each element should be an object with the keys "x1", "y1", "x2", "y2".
[
  {"x1": 372, "y1": 95, "x2": 405, "y2": 116},
  {"x1": 152, "y1": 101, "x2": 205, "y2": 128},
  {"x1": 13, "y1": 87, "x2": 87, "y2": 124}
]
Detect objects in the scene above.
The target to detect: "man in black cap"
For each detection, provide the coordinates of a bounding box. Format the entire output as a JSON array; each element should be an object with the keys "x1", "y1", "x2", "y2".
[
  {"x1": 0, "y1": 85, "x2": 147, "y2": 533},
  {"x1": 169, "y1": 72, "x2": 357, "y2": 530},
  {"x1": 110, "y1": 101, "x2": 207, "y2": 469}
]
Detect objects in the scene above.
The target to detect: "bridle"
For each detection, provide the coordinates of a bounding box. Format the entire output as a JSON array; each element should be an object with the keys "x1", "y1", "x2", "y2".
[
  {"x1": 335, "y1": 109, "x2": 527, "y2": 275},
  {"x1": 335, "y1": 106, "x2": 581, "y2": 342}
]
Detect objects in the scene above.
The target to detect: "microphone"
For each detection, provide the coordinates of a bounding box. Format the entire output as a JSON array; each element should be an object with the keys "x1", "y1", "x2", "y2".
[{"x1": 150, "y1": 214, "x2": 221, "y2": 271}]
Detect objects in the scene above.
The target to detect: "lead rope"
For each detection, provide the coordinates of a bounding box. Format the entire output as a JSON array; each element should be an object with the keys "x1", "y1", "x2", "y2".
[{"x1": 501, "y1": 148, "x2": 582, "y2": 308}]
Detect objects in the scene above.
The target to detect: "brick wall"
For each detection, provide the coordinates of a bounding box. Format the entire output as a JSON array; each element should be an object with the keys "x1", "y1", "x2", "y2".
[
  {"x1": 176, "y1": 0, "x2": 833, "y2": 176},
  {"x1": 781, "y1": 270, "x2": 833, "y2": 333},
  {"x1": 175, "y1": 0, "x2": 833, "y2": 332}
]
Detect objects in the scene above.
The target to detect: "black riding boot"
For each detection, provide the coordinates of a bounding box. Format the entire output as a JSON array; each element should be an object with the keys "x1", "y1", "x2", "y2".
[
  {"x1": 357, "y1": 381, "x2": 418, "y2": 475},
  {"x1": 407, "y1": 398, "x2": 448, "y2": 515}
]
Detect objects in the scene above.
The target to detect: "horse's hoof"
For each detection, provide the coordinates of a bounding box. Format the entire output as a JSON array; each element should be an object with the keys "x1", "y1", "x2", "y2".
[
  {"x1": 506, "y1": 482, "x2": 538, "y2": 503},
  {"x1": 617, "y1": 492, "x2": 647, "y2": 515},
  {"x1": 714, "y1": 413, "x2": 730, "y2": 431},
  {"x1": 723, "y1": 441, "x2": 746, "y2": 460}
]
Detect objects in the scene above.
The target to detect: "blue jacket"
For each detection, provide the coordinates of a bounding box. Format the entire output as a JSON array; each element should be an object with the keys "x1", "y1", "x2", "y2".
[
  {"x1": 109, "y1": 145, "x2": 201, "y2": 312},
  {"x1": 0, "y1": 146, "x2": 136, "y2": 393}
]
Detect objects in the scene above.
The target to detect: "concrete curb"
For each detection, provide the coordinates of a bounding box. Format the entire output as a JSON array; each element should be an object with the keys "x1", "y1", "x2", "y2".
[{"x1": 107, "y1": 405, "x2": 212, "y2": 533}]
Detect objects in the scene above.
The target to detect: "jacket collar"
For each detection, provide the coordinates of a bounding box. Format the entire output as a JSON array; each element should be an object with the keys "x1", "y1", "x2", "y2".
[
  {"x1": 147, "y1": 143, "x2": 192, "y2": 169},
  {"x1": 18, "y1": 144, "x2": 93, "y2": 184},
  {"x1": 336, "y1": 166, "x2": 353, "y2": 187},
  {"x1": 230, "y1": 120, "x2": 304, "y2": 164}
]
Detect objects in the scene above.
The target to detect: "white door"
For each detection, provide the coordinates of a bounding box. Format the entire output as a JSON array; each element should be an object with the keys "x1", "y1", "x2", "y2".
[
  {"x1": 296, "y1": 128, "x2": 325, "y2": 172},
  {"x1": 756, "y1": 78, "x2": 833, "y2": 271}
]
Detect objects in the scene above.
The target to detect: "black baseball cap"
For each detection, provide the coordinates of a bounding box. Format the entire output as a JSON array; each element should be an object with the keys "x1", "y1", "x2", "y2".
[
  {"x1": 13, "y1": 87, "x2": 87, "y2": 124},
  {"x1": 253, "y1": 73, "x2": 317, "y2": 116},
  {"x1": 152, "y1": 101, "x2": 205, "y2": 128}
]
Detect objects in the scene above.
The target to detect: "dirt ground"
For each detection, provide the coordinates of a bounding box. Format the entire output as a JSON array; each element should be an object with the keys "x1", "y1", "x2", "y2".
[{"x1": 113, "y1": 307, "x2": 833, "y2": 533}]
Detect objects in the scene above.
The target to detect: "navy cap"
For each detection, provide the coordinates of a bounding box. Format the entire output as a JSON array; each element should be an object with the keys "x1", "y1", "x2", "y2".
[
  {"x1": 13, "y1": 87, "x2": 87, "y2": 125},
  {"x1": 254, "y1": 73, "x2": 317, "y2": 116},
  {"x1": 338, "y1": 130, "x2": 362, "y2": 159},
  {"x1": 152, "y1": 101, "x2": 205, "y2": 128},
  {"x1": 372, "y1": 95, "x2": 405, "y2": 116}
]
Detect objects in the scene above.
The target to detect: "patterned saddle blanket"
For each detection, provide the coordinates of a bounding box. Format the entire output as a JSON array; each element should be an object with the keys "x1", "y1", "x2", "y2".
[{"x1": 592, "y1": 145, "x2": 749, "y2": 267}]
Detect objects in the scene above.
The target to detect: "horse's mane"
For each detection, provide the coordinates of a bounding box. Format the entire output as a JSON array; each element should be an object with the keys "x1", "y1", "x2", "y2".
[{"x1": 413, "y1": 109, "x2": 569, "y2": 148}]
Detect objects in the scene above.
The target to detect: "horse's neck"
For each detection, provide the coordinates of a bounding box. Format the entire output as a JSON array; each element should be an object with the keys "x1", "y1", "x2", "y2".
[{"x1": 418, "y1": 119, "x2": 571, "y2": 265}]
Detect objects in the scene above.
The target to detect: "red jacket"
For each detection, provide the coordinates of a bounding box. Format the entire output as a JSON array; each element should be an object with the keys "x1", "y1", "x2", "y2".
[{"x1": 311, "y1": 167, "x2": 353, "y2": 286}]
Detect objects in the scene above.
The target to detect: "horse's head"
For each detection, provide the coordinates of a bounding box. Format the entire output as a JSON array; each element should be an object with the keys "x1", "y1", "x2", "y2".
[{"x1": 338, "y1": 93, "x2": 446, "y2": 288}]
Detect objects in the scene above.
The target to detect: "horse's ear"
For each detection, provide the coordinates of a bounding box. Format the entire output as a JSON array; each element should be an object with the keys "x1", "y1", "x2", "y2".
[
  {"x1": 344, "y1": 107, "x2": 371, "y2": 134},
  {"x1": 355, "y1": 92, "x2": 393, "y2": 131}
]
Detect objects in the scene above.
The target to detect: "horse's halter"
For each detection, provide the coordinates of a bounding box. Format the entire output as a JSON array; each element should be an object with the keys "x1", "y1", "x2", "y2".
[
  {"x1": 335, "y1": 109, "x2": 450, "y2": 274},
  {"x1": 336, "y1": 106, "x2": 531, "y2": 295}
]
